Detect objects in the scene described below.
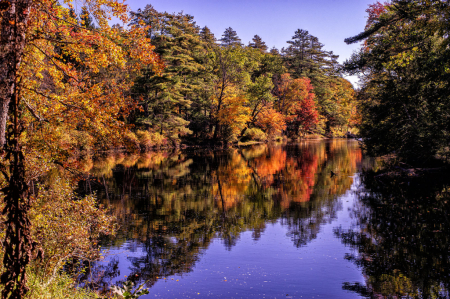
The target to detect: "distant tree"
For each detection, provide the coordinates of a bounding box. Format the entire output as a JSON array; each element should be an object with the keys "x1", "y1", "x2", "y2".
[
  {"x1": 200, "y1": 26, "x2": 216, "y2": 46},
  {"x1": 220, "y1": 27, "x2": 242, "y2": 47},
  {"x1": 273, "y1": 74, "x2": 318, "y2": 136},
  {"x1": 283, "y1": 29, "x2": 312, "y2": 77},
  {"x1": 270, "y1": 47, "x2": 280, "y2": 55},
  {"x1": 248, "y1": 35, "x2": 268, "y2": 52},
  {"x1": 210, "y1": 46, "x2": 260, "y2": 141}
]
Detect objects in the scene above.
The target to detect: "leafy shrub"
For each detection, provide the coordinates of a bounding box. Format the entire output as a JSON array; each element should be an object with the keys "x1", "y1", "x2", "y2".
[
  {"x1": 28, "y1": 175, "x2": 116, "y2": 291},
  {"x1": 123, "y1": 131, "x2": 140, "y2": 151},
  {"x1": 243, "y1": 128, "x2": 268, "y2": 142},
  {"x1": 136, "y1": 130, "x2": 168, "y2": 149},
  {"x1": 136, "y1": 130, "x2": 152, "y2": 150},
  {"x1": 150, "y1": 131, "x2": 167, "y2": 147}
]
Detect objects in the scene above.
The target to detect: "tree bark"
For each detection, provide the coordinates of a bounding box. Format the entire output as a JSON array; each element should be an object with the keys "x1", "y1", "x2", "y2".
[
  {"x1": 0, "y1": 0, "x2": 32, "y2": 147},
  {"x1": 0, "y1": 2, "x2": 35, "y2": 298}
]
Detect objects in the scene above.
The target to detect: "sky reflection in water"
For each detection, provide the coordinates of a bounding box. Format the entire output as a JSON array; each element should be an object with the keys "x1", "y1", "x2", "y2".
[{"x1": 83, "y1": 140, "x2": 450, "y2": 298}]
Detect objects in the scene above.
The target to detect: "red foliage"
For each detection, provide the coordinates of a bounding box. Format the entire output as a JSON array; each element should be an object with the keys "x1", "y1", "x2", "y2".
[
  {"x1": 294, "y1": 93, "x2": 319, "y2": 133},
  {"x1": 274, "y1": 74, "x2": 319, "y2": 135},
  {"x1": 365, "y1": 1, "x2": 390, "y2": 29}
]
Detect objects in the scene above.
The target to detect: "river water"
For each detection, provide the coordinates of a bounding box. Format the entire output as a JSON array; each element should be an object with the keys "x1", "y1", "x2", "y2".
[{"x1": 85, "y1": 140, "x2": 450, "y2": 298}]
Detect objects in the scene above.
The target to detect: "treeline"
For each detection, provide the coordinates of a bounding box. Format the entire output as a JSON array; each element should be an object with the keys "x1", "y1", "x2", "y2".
[{"x1": 125, "y1": 5, "x2": 359, "y2": 148}]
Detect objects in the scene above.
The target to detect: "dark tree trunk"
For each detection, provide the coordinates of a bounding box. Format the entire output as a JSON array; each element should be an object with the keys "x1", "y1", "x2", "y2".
[
  {"x1": 0, "y1": 2, "x2": 36, "y2": 298},
  {"x1": 0, "y1": 0, "x2": 32, "y2": 147},
  {"x1": 1, "y1": 142, "x2": 35, "y2": 299},
  {"x1": 213, "y1": 123, "x2": 221, "y2": 141}
]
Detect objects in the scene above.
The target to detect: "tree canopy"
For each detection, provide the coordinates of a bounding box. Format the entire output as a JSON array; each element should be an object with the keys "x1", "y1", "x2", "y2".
[{"x1": 344, "y1": 0, "x2": 450, "y2": 165}]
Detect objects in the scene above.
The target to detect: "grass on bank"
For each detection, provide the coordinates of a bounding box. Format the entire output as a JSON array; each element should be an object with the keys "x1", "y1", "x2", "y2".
[{"x1": 26, "y1": 272, "x2": 100, "y2": 299}]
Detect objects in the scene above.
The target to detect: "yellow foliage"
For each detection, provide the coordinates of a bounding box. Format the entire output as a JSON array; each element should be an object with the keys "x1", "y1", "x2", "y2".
[
  {"x1": 19, "y1": 0, "x2": 164, "y2": 158},
  {"x1": 217, "y1": 95, "x2": 251, "y2": 136},
  {"x1": 243, "y1": 128, "x2": 268, "y2": 142},
  {"x1": 136, "y1": 130, "x2": 167, "y2": 149}
]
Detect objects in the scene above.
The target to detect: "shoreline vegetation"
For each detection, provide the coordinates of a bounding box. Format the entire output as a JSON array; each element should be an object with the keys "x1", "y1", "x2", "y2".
[
  {"x1": 1, "y1": 0, "x2": 450, "y2": 298},
  {"x1": 122, "y1": 133, "x2": 354, "y2": 151}
]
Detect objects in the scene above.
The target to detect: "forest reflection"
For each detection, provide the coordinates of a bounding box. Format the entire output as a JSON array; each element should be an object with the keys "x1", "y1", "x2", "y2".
[
  {"x1": 82, "y1": 140, "x2": 364, "y2": 289},
  {"x1": 335, "y1": 169, "x2": 450, "y2": 298}
]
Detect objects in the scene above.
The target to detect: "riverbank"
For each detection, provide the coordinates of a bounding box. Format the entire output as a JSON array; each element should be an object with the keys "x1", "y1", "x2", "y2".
[{"x1": 120, "y1": 133, "x2": 357, "y2": 153}]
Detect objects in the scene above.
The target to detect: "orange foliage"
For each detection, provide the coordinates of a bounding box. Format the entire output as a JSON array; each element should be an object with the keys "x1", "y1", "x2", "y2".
[
  {"x1": 216, "y1": 95, "x2": 251, "y2": 136},
  {"x1": 274, "y1": 149, "x2": 319, "y2": 207},
  {"x1": 255, "y1": 106, "x2": 286, "y2": 136},
  {"x1": 252, "y1": 146, "x2": 287, "y2": 187},
  {"x1": 21, "y1": 0, "x2": 163, "y2": 153}
]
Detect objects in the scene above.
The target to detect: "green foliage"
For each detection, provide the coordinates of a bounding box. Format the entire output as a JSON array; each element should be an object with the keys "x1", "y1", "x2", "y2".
[
  {"x1": 344, "y1": 0, "x2": 450, "y2": 164},
  {"x1": 220, "y1": 27, "x2": 242, "y2": 47},
  {"x1": 26, "y1": 271, "x2": 98, "y2": 299},
  {"x1": 126, "y1": 5, "x2": 357, "y2": 142},
  {"x1": 130, "y1": 6, "x2": 204, "y2": 140}
]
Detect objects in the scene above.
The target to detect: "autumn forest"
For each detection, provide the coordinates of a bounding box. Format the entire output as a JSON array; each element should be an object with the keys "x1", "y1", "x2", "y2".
[
  {"x1": 1, "y1": 0, "x2": 450, "y2": 298},
  {"x1": 125, "y1": 6, "x2": 358, "y2": 148}
]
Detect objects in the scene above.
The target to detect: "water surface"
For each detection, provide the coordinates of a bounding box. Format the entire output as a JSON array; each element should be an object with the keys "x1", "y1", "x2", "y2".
[{"x1": 83, "y1": 140, "x2": 450, "y2": 298}]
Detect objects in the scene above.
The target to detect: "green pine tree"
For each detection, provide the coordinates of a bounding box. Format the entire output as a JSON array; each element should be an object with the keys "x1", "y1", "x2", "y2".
[
  {"x1": 220, "y1": 27, "x2": 242, "y2": 47},
  {"x1": 248, "y1": 35, "x2": 268, "y2": 52},
  {"x1": 130, "y1": 6, "x2": 211, "y2": 144}
]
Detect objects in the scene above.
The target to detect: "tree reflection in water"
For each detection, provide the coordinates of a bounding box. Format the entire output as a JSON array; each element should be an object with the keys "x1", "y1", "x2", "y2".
[
  {"x1": 335, "y1": 170, "x2": 450, "y2": 298},
  {"x1": 80, "y1": 140, "x2": 364, "y2": 290}
]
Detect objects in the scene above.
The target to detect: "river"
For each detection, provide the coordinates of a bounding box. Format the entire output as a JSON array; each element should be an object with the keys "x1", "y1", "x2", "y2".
[{"x1": 82, "y1": 139, "x2": 450, "y2": 298}]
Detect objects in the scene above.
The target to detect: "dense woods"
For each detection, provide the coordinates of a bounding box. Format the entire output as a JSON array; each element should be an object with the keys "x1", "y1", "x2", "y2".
[
  {"x1": 345, "y1": 1, "x2": 450, "y2": 166},
  {"x1": 1, "y1": 0, "x2": 450, "y2": 298},
  {"x1": 126, "y1": 5, "x2": 358, "y2": 147}
]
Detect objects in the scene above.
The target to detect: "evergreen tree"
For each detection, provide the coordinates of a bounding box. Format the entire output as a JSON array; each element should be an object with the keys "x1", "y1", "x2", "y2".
[
  {"x1": 282, "y1": 29, "x2": 357, "y2": 135},
  {"x1": 282, "y1": 29, "x2": 312, "y2": 78},
  {"x1": 248, "y1": 35, "x2": 268, "y2": 52},
  {"x1": 270, "y1": 47, "x2": 280, "y2": 55},
  {"x1": 220, "y1": 27, "x2": 242, "y2": 47},
  {"x1": 130, "y1": 7, "x2": 210, "y2": 143},
  {"x1": 200, "y1": 26, "x2": 216, "y2": 45}
]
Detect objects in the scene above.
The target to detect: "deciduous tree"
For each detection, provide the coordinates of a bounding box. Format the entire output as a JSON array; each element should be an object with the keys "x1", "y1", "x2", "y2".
[{"x1": 0, "y1": 1, "x2": 162, "y2": 297}]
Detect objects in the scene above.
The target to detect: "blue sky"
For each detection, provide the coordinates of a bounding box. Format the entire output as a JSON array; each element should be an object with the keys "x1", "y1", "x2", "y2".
[{"x1": 125, "y1": 0, "x2": 376, "y2": 85}]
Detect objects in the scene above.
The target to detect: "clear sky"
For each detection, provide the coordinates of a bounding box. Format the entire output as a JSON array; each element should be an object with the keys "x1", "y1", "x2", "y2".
[{"x1": 124, "y1": 0, "x2": 375, "y2": 86}]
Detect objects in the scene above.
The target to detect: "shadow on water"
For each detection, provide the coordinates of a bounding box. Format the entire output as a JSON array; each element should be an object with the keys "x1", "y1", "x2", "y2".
[
  {"x1": 78, "y1": 140, "x2": 366, "y2": 292},
  {"x1": 335, "y1": 169, "x2": 450, "y2": 298}
]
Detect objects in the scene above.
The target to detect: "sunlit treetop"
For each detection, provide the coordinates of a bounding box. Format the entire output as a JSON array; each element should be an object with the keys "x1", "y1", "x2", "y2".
[{"x1": 18, "y1": 0, "x2": 164, "y2": 154}]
